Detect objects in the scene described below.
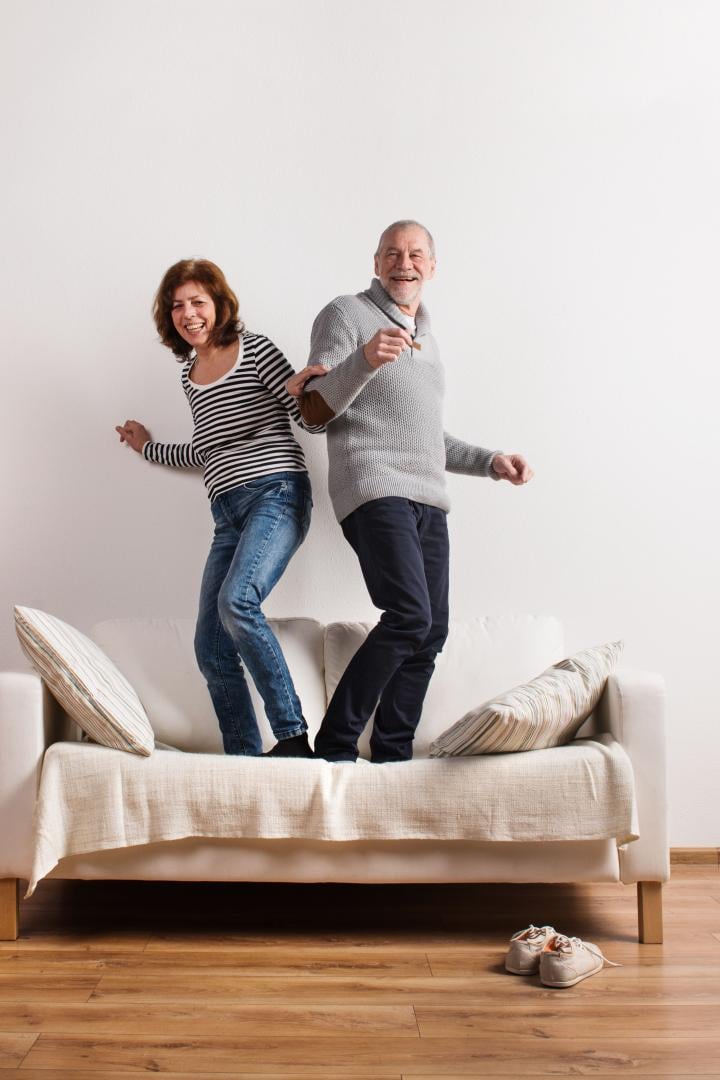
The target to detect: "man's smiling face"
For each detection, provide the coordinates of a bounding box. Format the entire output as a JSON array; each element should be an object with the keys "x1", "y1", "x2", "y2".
[{"x1": 374, "y1": 225, "x2": 436, "y2": 315}]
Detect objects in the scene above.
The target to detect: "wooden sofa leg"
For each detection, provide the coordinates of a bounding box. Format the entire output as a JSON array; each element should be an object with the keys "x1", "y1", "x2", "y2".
[
  {"x1": 637, "y1": 881, "x2": 663, "y2": 944},
  {"x1": 0, "y1": 878, "x2": 19, "y2": 940}
]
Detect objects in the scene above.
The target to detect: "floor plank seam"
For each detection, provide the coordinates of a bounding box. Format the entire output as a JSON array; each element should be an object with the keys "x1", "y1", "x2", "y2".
[
  {"x1": 411, "y1": 1003, "x2": 421, "y2": 1039},
  {"x1": 13, "y1": 1030, "x2": 39, "y2": 1069}
]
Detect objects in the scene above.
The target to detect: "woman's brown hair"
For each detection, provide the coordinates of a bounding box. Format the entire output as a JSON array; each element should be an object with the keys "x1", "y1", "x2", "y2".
[{"x1": 153, "y1": 259, "x2": 245, "y2": 360}]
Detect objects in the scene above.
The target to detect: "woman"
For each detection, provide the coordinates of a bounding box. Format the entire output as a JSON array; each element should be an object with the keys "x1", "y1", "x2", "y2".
[{"x1": 116, "y1": 259, "x2": 325, "y2": 758}]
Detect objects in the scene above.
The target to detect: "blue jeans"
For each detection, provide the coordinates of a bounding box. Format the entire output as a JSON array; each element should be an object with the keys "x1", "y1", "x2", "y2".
[{"x1": 194, "y1": 472, "x2": 312, "y2": 755}]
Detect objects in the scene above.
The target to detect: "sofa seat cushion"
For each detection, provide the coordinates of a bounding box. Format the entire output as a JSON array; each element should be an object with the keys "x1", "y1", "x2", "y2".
[{"x1": 27, "y1": 737, "x2": 638, "y2": 896}]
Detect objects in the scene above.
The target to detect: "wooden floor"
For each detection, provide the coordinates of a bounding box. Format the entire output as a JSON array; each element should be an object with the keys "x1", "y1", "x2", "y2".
[{"x1": 0, "y1": 866, "x2": 718, "y2": 1077}]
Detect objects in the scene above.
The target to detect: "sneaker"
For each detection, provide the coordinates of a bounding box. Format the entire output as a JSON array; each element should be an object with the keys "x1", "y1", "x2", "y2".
[
  {"x1": 505, "y1": 925, "x2": 557, "y2": 974},
  {"x1": 263, "y1": 732, "x2": 315, "y2": 758},
  {"x1": 539, "y1": 934, "x2": 620, "y2": 988}
]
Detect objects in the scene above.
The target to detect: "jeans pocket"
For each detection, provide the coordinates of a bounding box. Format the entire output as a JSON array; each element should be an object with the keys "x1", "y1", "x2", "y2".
[
  {"x1": 284, "y1": 474, "x2": 311, "y2": 503},
  {"x1": 301, "y1": 492, "x2": 313, "y2": 535},
  {"x1": 243, "y1": 475, "x2": 287, "y2": 493}
]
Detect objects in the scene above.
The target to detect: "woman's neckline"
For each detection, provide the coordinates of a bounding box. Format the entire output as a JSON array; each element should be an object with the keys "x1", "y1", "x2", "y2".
[{"x1": 187, "y1": 339, "x2": 243, "y2": 388}]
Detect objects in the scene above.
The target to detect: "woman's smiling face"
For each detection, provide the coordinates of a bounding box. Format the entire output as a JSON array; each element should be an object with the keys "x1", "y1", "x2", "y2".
[{"x1": 171, "y1": 281, "x2": 216, "y2": 348}]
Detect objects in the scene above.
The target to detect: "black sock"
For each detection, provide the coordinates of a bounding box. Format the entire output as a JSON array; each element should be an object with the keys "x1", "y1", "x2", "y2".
[{"x1": 263, "y1": 732, "x2": 315, "y2": 758}]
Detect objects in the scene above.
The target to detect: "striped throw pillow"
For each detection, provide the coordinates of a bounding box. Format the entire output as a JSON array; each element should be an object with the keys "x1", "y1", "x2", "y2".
[
  {"x1": 14, "y1": 606, "x2": 154, "y2": 756},
  {"x1": 429, "y1": 641, "x2": 622, "y2": 756}
]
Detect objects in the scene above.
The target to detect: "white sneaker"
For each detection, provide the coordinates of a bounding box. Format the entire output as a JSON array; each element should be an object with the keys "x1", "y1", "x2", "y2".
[
  {"x1": 539, "y1": 933, "x2": 620, "y2": 988},
  {"x1": 505, "y1": 924, "x2": 557, "y2": 974}
]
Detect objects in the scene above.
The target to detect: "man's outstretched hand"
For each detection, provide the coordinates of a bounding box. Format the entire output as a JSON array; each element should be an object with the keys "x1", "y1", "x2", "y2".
[{"x1": 492, "y1": 453, "x2": 534, "y2": 485}]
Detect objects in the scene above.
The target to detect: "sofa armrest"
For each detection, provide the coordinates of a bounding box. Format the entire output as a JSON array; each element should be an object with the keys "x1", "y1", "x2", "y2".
[
  {"x1": 0, "y1": 672, "x2": 75, "y2": 879},
  {"x1": 595, "y1": 668, "x2": 669, "y2": 884}
]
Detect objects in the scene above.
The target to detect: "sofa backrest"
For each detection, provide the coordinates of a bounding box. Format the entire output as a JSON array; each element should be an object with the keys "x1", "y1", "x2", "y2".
[
  {"x1": 92, "y1": 614, "x2": 564, "y2": 758},
  {"x1": 92, "y1": 617, "x2": 326, "y2": 754},
  {"x1": 324, "y1": 615, "x2": 565, "y2": 758}
]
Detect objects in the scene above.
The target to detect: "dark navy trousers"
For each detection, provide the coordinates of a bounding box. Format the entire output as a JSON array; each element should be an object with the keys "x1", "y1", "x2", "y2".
[{"x1": 314, "y1": 497, "x2": 450, "y2": 762}]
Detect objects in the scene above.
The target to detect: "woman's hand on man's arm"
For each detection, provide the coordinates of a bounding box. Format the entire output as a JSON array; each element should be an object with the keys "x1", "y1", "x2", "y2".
[
  {"x1": 285, "y1": 363, "x2": 328, "y2": 398},
  {"x1": 286, "y1": 363, "x2": 335, "y2": 426}
]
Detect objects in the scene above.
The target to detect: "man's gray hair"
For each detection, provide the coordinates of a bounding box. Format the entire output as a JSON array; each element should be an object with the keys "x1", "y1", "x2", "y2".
[{"x1": 375, "y1": 220, "x2": 436, "y2": 259}]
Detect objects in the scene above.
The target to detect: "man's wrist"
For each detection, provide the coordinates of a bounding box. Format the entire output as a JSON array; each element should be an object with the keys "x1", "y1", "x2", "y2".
[
  {"x1": 362, "y1": 344, "x2": 377, "y2": 369},
  {"x1": 489, "y1": 452, "x2": 503, "y2": 479}
]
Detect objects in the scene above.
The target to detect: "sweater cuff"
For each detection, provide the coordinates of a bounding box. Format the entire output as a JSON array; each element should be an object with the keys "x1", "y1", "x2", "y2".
[{"x1": 445, "y1": 435, "x2": 501, "y2": 478}]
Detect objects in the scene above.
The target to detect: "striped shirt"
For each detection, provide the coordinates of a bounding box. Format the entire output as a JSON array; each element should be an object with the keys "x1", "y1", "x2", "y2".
[{"x1": 143, "y1": 332, "x2": 322, "y2": 502}]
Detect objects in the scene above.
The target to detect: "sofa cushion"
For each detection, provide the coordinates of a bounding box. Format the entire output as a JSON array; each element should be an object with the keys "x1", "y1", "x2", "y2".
[
  {"x1": 91, "y1": 617, "x2": 326, "y2": 753},
  {"x1": 14, "y1": 606, "x2": 154, "y2": 756},
  {"x1": 323, "y1": 615, "x2": 565, "y2": 759},
  {"x1": 429, "y1": 641, "x2": 623, "y2": 756},
  {"x1": 27, "y1": 735, "x2": 639, "y2": 895}
]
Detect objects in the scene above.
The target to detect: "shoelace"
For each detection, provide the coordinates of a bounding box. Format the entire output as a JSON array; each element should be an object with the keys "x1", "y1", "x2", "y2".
[
  {"x1": 511, "y1": 924, "x2": 554, "y2": 943},
  {"x1": 551, "y1": 933, "x2": 621, "y2": 967}
]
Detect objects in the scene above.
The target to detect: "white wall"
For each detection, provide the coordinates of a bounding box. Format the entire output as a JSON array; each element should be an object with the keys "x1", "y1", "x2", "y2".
[{"x1": 2, "y1": 0, "x2": 718, "y2": 845}]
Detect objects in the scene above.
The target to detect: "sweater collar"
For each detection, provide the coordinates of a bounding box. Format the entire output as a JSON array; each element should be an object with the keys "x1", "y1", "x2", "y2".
[{"x1": 365, "y1": 277, "x2": 431, "y2": 337}]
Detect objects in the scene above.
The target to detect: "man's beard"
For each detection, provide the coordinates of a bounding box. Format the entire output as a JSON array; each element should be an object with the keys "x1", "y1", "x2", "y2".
[{"x1": 388, "y1": 279, "x2": 421, "y2": 306}]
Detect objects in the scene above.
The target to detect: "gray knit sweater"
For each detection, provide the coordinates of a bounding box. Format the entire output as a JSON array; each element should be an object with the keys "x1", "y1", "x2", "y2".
[{"x1": 305, "y1": 278, "x2": 499, "y2": 522}]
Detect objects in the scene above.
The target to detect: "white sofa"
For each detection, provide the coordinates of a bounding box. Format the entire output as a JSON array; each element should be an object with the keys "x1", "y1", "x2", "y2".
[{"x1": 0, "y1": 614, "x2": 668, "y2": 942}]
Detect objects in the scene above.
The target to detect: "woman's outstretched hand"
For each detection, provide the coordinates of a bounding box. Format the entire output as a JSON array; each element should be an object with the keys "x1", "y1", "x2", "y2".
[
  {"x1": 286, "y1": 363, "x2": 329, "y2": 398},
  {"x1": 115, "y1": 420, "x2": 151, "y2": 453}
]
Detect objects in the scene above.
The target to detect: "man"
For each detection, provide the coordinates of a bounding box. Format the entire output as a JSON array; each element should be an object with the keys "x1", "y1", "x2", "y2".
[{"x1": 300, "y1": 220, "x2": 533, "y2": 763}]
